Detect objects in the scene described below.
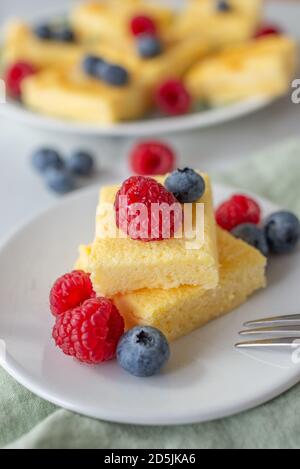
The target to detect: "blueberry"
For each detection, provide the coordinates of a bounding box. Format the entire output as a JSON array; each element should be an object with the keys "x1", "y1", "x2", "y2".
[
  {"x1": 34, "y1": 24, "x2": 53, "y2": 40},
  {"x1": 137, "y1": 34, "x2": 163, "y2": 58},
  {"x1": 82, "y1": 55, "x2": 104, "y2": 77},
  {"x1": 263, "y1": 211, "x2": 300, "y2": 254},
  {"x1": 217, "y1": 1, "x2": 231, "y2": 12},
  {"x1": 54, "y1": 28, "x2": 76, "y2": 43},
  {"x1": 45, "y1": 168, "x2": 75, "y2": 195},
  {"x1": 100, "y1": 63, "x2": 130, "y2": 87},
  {"x1": 32, "y1": 148, "x2": 64, "y2": 173},
  {"x1": 67, "y1": 150, "x2": 95, "y2": 176},
  {"x1": 164, "y1": 168, "x2": 206, "y2": 203},
  {"x1": 117, "y1": 326, "x2": 170, "y2": 378},
  {"x1": 231, "y1": 223, "x2": 269, "y2": 257}
]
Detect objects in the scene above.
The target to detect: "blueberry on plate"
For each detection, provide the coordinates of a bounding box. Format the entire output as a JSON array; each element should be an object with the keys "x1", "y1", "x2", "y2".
[
  {"x1": 263, "y1": 211, "x2": 300, "y2": 254},
  {"x1": 217, "y1": 1, "x2": 231, "y2": 12},
  {"x1": 82, "y1": 55, "x2": 106, "y2": 77},
  {"x1": 100, "y1": 63, "x2": 129, "y2": 87},
  {"x1": 164, "y1": 168, "x2": 206, "y2": 203},
  {"x1": 32, "y1": 148, "x2": 64, "y2": 173},
  {"x1": 68, "y1": 150, "x2": 95, "y2": 176},
  {"x1": 137, "y1": 34, "x2": 163, "y2": 58},
  {"x1": 231, "y1": 223, "x2": 269, "y2": 257},
  {"x1": 117, "y1": 326, "x2": 170, "y2": 378},
  {"x1": 54, "y1": 28, "x2": 76, "y2": 43},
  {"x1": 45, "y1": 168, "x2": 75, "y2": 195},
  {"x1": 34, "y1": 24, "x2": 53, "y2": 40}
]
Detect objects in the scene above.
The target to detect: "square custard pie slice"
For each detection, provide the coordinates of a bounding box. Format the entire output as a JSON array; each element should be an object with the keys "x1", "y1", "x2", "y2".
[{"x1": 85, "y1": 173, "x2": 219, "y2": 297}]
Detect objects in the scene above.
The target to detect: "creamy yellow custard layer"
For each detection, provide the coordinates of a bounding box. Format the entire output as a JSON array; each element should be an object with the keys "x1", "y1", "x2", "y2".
[
  {"x1": 71, "y1": 0, "x2": 174, "y2": 43},
  {"x1": 76, "y1": 229, "x2": 267, "y2": 342},
  {"x1": 84, "y1": 174, "x2": 218, "y2": 297},
  {"x1": 22, "y1": 65, "x2": 149, "y2": 124},
  {"x1": 185, "y1": 35, "x2": 297, "y2": 106}
]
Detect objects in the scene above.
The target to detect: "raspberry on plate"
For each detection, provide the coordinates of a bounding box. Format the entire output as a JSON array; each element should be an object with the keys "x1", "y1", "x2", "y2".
[
  {"x1": 255, "y1": 24, "x2": 281, "y2": 39},
  {"x1": 52, "y1": 297, "x2": 124, "y2": 364},
  {"x1": 130, "y1": 15, "x2": 157, "y2": 36},
  {"x1": 216, "y1": 194, "x2": 261, "y2": 231},
  {"x1": 155, "y1": 79, "x2": 191, "y2": 116},
  {"x1": 5, "y1": 61, "x2": 37, "y2": 99},
  {"x1": 50, "y1": 270, "x2": 95, "y2": 317},
  {"x1": 130, "y1": 141, "x2": 176, "y2": 176},
  {"x1": 114, "y1": 176, "x2": 183, "y2": 241}
]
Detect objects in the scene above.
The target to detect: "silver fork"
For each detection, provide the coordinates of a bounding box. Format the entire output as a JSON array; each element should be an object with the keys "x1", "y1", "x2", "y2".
[{"x1": 235, "y1": 314, "x2": 300, "y2": 349}]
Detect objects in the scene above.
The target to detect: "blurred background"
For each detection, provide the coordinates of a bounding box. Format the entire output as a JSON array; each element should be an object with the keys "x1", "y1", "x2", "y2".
[{"x1": 0, "y1": 0, "x2": 299, "y2": 242}]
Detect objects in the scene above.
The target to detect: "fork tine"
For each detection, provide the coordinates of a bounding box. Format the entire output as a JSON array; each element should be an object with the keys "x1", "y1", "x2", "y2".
[
  {"x1": 243, "y1": 314, "x2": 300, "y2": 327},
  {"x1": 239, "y1": 325, "x2": 300, "y2": 336},
  {"x1": 235, "y1": 337, "x2": 300, "y2": 349}
]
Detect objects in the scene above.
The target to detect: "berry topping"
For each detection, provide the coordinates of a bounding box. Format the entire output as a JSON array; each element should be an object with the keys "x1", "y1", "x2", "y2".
[
  {"x1": 156, "y1": 79, "x2": 191, "y2": 116},
  {"x1": 32, "y1": 147, "x2": 64, "y2": 173},
  {"x1": 255, "y1": 24, "x2": 281, "y2": 39},
  {"x1": 45, "y1": 168, "x2": 75, "y2": 194},
  {"x1": 130, "y1": 141, "x2": 176, "y2": 176},
  {"x1": 34, "y1": 24, "x2": 53, "y2": 40},
  {"x1": 100, "y1": 63, "x2": 129, "y2": 87},
  {"x1": 53, "y1": 297, "x2": 124, "y2": 364},
  {"x1": 231, "y1": 223, "x2": 269, "y2": 257},
  {"x1": 216, "y1": 194, "x2": 261, "y2": 231},
  {"x1": 82, "y1": 55, "x2": 106, "y2": 77},
  {"x1": 217, "y1": 1, "x2": 231, "y2": 12},
  {"x1": 137, "y1": 34, "x2": 162, "y2": 58},
  {"x1": 5, "y1": 61, "x2": 36, "y2": 99},
  {"x1": 263, "y1": 211, "x2": 300, "y2": 254},
  {"x1": 165, "y1": 168, "x2": 206, "y2": 204},
  {"x1": 114, "y1": 176, "x2": 183, "y2": 241},
  {"x1": 117, "y1": 326, "x2": 170, "y2": 377},
  {"x1": 54, "y1": 28, "x2": 76, "y2": 43},
  {"x1": 130, "y1": 15, "x2": 157, "y2": 37},
  {"x1": 50, "y1": 270, "x2": 95, "y2": 317},
  {"x1": 68, "y1": 150, "x2": 95, "y2": 176}
]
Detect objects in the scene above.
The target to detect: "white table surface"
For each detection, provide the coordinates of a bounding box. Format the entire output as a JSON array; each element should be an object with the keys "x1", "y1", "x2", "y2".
[{"x1": 1, "y1": 0, "x2": 300, "y2": 243}]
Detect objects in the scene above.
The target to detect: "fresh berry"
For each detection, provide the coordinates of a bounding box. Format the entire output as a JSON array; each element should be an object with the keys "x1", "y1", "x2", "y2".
[
  {"x1": 263, "y1": 211, "x2": 300, "y2": 254},
  {"x1": 130, "y1": 15, "x2": 157, "y2": 37},
  {"x1": 68, "y1": 150, "x2": 95, "y2": 176},
  {"x1": 34, "y1": 24, "x2": 53, "y2": 40},
  {"x1": 114, "y1": 176, "x2": 183, "y2": 241},
  {"x1": 130, "y1": 141, "x2": 176, "y2": 176},
  {"x1": 52, "y1": 297, "x2": 124, "y2": 364},
  {"x1": 82, "y1": 55, "x2": 106, "y2": 77},
  {"x1": 100, "y1": 63, "x2": 129, "y2": 87},
  {"x1": 231, "y1": 223, "x2": 269, "y2": 257},
  {"x1": 137, "y1": 34, "x2": 162, "y2": 58},
  {"x1": 31, "y1": 147, "x2": 64, "y2": 173},
  {"x1": 117, "y1": 326, "x2": 170, "y2": 377},
  {"x1": 54, "y1": 28, "x2": 76, "y2": 43},
  {"x1": 45, "y1": 168, "x2": 75, "y2": 194},
  {"x1": 5, "y1": 61, "x2": 36, "y2": 99},
  {"x1": 156, "y1": 79, "x2": 191, "y2": 116},
  {"x1": 217, "y1": 1, "x2": 231, "y2": 12},
  {"x1": 216, "y1": 194, "x2": 261, "y2": 231},
  {"x1": 50, "y1": 270, "x2": 95, "y2": 317},
  {"x1": 165, "y1": 168, "x2": 206, "y2": 204},
  {"x1": 255, "y1": 24, "x2": 281, "y2": 39}
]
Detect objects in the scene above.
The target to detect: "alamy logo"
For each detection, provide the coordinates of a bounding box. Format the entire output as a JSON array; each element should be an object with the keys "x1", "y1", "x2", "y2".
[
  {"x1": 0, "y1": 80, "x2": 6, "y2": 104},
  {"x1": 291, "y1": 79, "x2": 300, "y2": 104}
]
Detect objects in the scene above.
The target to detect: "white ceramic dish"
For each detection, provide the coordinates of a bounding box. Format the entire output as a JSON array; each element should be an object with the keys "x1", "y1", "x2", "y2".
[{"x1": 1, "y1": 183, "x2": 300, "y2": 425}]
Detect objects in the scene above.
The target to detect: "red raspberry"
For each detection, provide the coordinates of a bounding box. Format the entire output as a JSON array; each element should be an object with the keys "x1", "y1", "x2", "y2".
[
  {"x1": 156, "y1": 79, "x2": 191, "y2": 116},
  {"x1": 5, "y1": 61, "x2": 36, "y2": 98},
  {"x1": 52, "y1": 297, "x2": 124, "y2": 364},
  {"x1": 115, "y1": 176, "x2": 183, "y2": 241},
  {"x1": 130, "y1": 141, "x2": 176, "y2": 176},
  {"x1": 216, "y1": 194, "x2": 261, "y2": 231},
  {"x1": 130, "y1": 15, "x2": 157, "y2": 36},
  {"x1": 50, "y1": 270, "x2": 95, "y2": 317},
  {"x1": 255, "y1": 24, "x2": 281, "y2": 39}
]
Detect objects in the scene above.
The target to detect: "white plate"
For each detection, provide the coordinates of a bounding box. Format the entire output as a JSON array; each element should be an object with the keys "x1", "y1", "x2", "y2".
[
  {"x1": 0, "y1": 97, "x2": 272, "y2": 137},
  {"x1": 1, "y1": 183, "x2": 300, "y2": 425}
]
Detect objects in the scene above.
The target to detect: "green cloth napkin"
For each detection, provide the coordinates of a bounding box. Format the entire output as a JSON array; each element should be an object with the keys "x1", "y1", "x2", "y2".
[{"x1": 2, "y1": 139, "x2": 300, "y2": 449}]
